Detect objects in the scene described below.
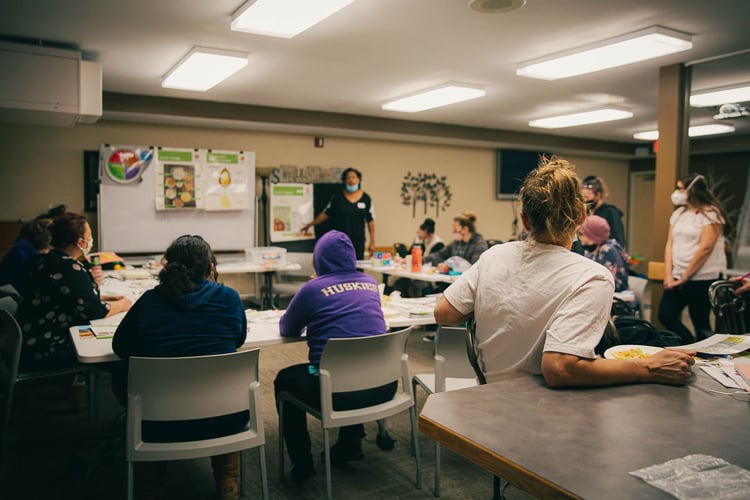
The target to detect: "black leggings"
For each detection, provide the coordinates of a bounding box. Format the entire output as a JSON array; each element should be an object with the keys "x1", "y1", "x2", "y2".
[{"x1": 658, "y1": 279, "x2": 715, "y2": 343}]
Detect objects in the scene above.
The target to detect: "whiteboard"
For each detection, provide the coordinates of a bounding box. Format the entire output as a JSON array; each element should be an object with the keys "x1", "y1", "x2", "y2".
[{"x1": 98, "y1": 148, "x2": 255, "y2": 253}]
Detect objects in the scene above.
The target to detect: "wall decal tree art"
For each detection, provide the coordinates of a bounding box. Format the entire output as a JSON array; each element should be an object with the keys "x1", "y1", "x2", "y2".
[{"x1": 400, "y1": 172, "x2": 452, "y2": 218}]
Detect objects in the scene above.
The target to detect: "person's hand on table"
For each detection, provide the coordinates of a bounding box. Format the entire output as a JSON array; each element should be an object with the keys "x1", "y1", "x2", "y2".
[
  {"x1": 368, "y1": 243, "x2": 376, "y2": 254},
  {"x1": 105, "y1": 296, "x2": 132, "y2": 316},
  {"x1": 91, "y1": 265, "x2": 104, "y2": 284},
  {"x1": 638, "y1": 348, "x2": 696, "y2": 385},
  {"x1": 436, "y1": 263, "x2": 450, "y2": 274}
]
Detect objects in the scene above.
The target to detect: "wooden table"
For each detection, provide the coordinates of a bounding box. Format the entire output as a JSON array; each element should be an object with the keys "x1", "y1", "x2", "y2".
[{"x1": 419, "y1": 373, "x2": 750, "y2": 499}]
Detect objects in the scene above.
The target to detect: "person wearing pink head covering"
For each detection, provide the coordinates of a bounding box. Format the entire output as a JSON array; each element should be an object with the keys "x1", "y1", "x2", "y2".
[{"x1": 577, "y1": 215, "x2": 630, "y2": 292}]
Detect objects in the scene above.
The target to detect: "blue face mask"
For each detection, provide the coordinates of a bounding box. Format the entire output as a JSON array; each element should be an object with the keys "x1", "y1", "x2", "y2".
[{"x1": 345, "y1": 183, "x2": 359, "y2": 193}]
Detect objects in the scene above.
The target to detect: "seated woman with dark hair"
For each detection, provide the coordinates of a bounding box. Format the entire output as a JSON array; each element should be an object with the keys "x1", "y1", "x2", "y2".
[
  {"x1": 112, "y1": 234, "x2": 247, "y2": 499},
  {"x1": 16, "y1": 212, "x2": 131, "y2": 371}
]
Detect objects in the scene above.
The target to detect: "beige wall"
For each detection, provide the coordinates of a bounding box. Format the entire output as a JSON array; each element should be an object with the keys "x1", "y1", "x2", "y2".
[{"x1": 0, "y1": 120, "x2": 629, "y2": 249}]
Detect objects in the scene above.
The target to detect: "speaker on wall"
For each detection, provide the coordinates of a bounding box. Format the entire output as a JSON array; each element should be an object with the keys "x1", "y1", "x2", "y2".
[{"x1": 496, "y1": 149, "x2": 552, "y2": 200}]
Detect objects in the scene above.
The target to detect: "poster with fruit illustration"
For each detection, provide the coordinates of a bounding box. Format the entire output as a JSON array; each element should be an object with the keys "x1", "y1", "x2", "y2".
[
  {"x1": 204, "y1": 150, "x2": 251, "y2": 211},
  {"x1": 270, "y1": 183, "x2": 315, "y2": 242},
  {"x1": 155, "y1": 148, "x2": 203, "y2": 210}
]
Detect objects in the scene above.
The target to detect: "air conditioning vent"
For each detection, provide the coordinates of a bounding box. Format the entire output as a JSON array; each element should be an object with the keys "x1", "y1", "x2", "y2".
[{"x1": 0, "y1": 41, "x2": 102, "y2": 127}]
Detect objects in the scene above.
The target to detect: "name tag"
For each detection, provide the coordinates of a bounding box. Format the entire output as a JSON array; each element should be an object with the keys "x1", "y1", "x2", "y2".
[{"x1": 357, "y1": 202, "x2": 366, "y2": 209}]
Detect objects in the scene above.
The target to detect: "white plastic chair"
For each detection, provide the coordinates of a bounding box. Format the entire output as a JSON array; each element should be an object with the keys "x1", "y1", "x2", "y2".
[
  {"x1": 126, "y1": 349, "x2": 268, "y2": 500},
  {"x1": 0, "y1": 310, "x2": 97, "y2": 452},
  {"x1": 271, "y1": 252, "x2": 315, "y2": 307},
  {"x1": 277, "y1": 327, "x2": 421, "y2": 500},
  {"x1": 628, "y1": 276, "x2": 649, "y2": 319},
  {"x1": 412, "y1": 326, "x2": 478, "y2": 496}
]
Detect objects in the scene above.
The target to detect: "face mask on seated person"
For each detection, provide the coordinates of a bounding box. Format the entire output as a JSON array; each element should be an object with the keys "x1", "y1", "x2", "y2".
[{"x1": 345, "y1": 184, "x2": 359, "y2": 193}]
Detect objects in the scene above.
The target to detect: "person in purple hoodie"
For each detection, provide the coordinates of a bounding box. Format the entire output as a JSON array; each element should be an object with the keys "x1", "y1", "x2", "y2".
[{"x1": 274, "y1": 230, "x2": 395, "y2": 483}]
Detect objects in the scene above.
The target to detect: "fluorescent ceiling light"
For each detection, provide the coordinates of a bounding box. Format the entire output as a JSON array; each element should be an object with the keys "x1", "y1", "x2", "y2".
[
  {"x1": 231, "y1": 0, "x2": 356, "y2": 38},
  {"x1": 517, "y1": 26, "x2": 692, "y2": 80},
  {"x1": 690, "y1": 84, "x2": 750, "y2": 107},
  {"x1": 633, "y1": 124, "x2": 736, "y2": 141},
  {"x1": 382, "y1": 85, "x2": 486, "y2": 113},
  {"x1": 529, "y1": 108, "x2": 633, "y2": 129},
  {"x1": 162, "y1": 47, "x2": 248, "y2": 91}
]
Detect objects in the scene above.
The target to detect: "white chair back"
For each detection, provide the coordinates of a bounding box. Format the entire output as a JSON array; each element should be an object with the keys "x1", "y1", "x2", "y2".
[
  {"x1": 628, "y1": 276, "x2": 648, "y2": 318},
  {"x1": 126, "y1": 349, "x2": 268, "y2": 500}
]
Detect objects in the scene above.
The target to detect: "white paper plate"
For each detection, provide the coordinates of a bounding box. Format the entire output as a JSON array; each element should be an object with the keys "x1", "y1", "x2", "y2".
[{"x1": 604, "y1": 344, "x2": 663, "y2": 360}]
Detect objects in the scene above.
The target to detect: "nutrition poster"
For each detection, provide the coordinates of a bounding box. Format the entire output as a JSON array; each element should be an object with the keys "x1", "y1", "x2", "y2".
[
  {"x1": 155, "y1": 148, "x2": 202, "y2": 210},
  {"x1": 270, "y1": 183, "x2": 315, "y2": 242},
  {"x1": 204, "y1": 150, "x2": 251, "y2": 211}
]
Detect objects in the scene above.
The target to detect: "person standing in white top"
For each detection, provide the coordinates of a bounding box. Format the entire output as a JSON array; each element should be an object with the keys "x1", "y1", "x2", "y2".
[
  {"x1": 434, "y1": 158, "x2": 695, "y2": 387},
  {"x1": 659, "y1": 174, "x2": 729, "y2": 342}
]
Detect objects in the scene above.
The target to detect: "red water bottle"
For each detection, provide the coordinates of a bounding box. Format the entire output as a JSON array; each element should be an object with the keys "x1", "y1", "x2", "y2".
[{"x1": 411, "y1": 246, "x2": 422, "y2": 272}]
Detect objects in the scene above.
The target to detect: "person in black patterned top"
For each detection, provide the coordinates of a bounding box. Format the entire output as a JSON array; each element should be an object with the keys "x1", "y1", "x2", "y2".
[{"x1": 16, "y1": 212, "x2": 131, "y2": 370}]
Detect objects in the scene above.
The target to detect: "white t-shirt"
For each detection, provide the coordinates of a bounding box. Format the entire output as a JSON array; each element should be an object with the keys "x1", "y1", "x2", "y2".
[
  {"x1": 669, "y1": 207, "x2": 726, "y2": 281},
  {"x1": 442, "y1": 240, "x2": 614, "y2": 383}
]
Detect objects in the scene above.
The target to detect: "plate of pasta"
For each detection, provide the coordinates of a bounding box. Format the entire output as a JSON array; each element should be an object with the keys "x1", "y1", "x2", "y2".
[{"x1": 604, "y1": 344, "x2": 663, "y2": 360}]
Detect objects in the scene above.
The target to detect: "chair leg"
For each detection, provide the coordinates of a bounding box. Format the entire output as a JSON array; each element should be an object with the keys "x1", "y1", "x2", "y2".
[
  {"x1": 127, "y1": 461, "x2": 134, "y2": 500},
  {"x1": 492, "y1": 475, "x2": 509, "y2": 500},
  {"x1": 258, "y1": 445, "x2": 269, "y2": 500},
  {"x1": 323, "y1": 427, "x2": 332, "y2": 500},
  {"x1": 277, "y1": 397, "x2": 285, "y2": 481},
  {"x1": 2, "y1": 385, "x2": 14, "y2": 458},
  {"x1": 409, "y1": 406, "x2": 422, "y2": 490},
  {"x1": 434, "y1": 442, "x2": 441, "y2": 497},
  {"x1": 87, "y1": 368, "x2": 97, "y2": 422}
]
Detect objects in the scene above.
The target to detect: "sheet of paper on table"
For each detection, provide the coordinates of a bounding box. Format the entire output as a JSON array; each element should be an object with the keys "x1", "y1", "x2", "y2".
[{"x1": 680, "y1": 334, "x2": 750, "y2": 355}]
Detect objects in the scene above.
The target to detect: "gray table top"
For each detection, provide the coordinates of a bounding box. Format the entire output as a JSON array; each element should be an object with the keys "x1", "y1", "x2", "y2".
[{"x1": 419, "y1": 372, "x2": 750, "y2": 499}]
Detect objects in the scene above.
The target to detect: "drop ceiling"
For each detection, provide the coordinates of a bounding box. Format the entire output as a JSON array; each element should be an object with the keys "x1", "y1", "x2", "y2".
[{"x1": 1, "y1": 0, "x2": 749, "y2": 150}]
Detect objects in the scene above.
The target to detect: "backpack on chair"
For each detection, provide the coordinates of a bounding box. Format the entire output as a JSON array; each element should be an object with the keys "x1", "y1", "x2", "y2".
[{"x1": 595, "y1": 317, "x2": 683, "y2": 356}]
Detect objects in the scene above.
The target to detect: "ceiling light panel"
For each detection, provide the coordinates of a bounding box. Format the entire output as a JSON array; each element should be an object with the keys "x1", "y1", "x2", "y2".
[
  {"x1": 633, "y1": 124, "x2": 735, "y2": 140},
  {"x1": 231, "y1": 0, "x2": 356, "y2": 38},
  {"x1": 517, "y1": 26, "x2": 692, "y2": 80},
  {"x1": 382, "y1": 85, "x2": 486, "y2": 113},
  {"x1": 690, "y1": 84, "x2": 750, "y2": 107},
  {"x1": 162, "y1": 47, "x2": 248, "y2": 92},
  {"x1": 529, "y1": 108, "x2": 633, "y2": 128}
]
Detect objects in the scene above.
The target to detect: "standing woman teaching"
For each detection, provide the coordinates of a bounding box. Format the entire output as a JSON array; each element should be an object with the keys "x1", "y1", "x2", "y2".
[
  {"x1": 659, "y1": 174, "x2": 729, "y2": 343},
  {"x1": 301, "y1": 168, "x2": 375, "y2": 260}
]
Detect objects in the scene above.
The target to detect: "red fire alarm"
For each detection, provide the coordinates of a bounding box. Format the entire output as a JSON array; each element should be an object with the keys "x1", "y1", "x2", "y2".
[{"x1": 314, "y1": 137, "x2": 324, "y2": 148}]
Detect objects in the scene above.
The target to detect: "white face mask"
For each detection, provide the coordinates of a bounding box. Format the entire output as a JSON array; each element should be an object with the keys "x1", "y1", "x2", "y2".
[
  {"x1": 670, "y1": 190, "x2": 687, "y2": 206},
  {"x1": 80, "y1": 237, "x2": 93, "y2": 256}
]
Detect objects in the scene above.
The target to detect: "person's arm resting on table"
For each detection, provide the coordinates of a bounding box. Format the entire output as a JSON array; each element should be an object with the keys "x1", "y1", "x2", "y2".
[{"x1": 541, "y1": 350, "x2": 696, "y2": 388}]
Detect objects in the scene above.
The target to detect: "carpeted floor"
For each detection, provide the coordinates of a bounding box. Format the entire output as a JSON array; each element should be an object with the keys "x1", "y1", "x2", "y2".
[{"x1": 1, "y1": 327, "x2": 535, "y2": 500}]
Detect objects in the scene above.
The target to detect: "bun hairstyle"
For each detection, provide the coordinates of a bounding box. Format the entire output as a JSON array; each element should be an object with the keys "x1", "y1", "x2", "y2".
[
  {"x1": 419, "y1": 218, "x2": 436, "y2": 234},
  {"x1": 159, "y1": 235, "x2": 216, "y2": 296},
  {"x1": 341, "y1": 167, "x2": 362, "y2": 184},
  {"x1": 520, "y1": 157, "x2": 584, "y2": 246},
  {"x1": 454, "y1": 211, "x2": 478, "y2": 234},
  {"x1": 49, "y1": 212, "x2": 88, "y2": 248},
  {"x1": 20, "y1": 218, "x2": 53, "y2": 251}
]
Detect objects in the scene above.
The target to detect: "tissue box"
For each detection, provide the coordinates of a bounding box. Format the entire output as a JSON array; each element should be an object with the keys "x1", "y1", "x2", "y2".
[{"x1": 245, "y1": 246, "x2": 287, "y2": 267}]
